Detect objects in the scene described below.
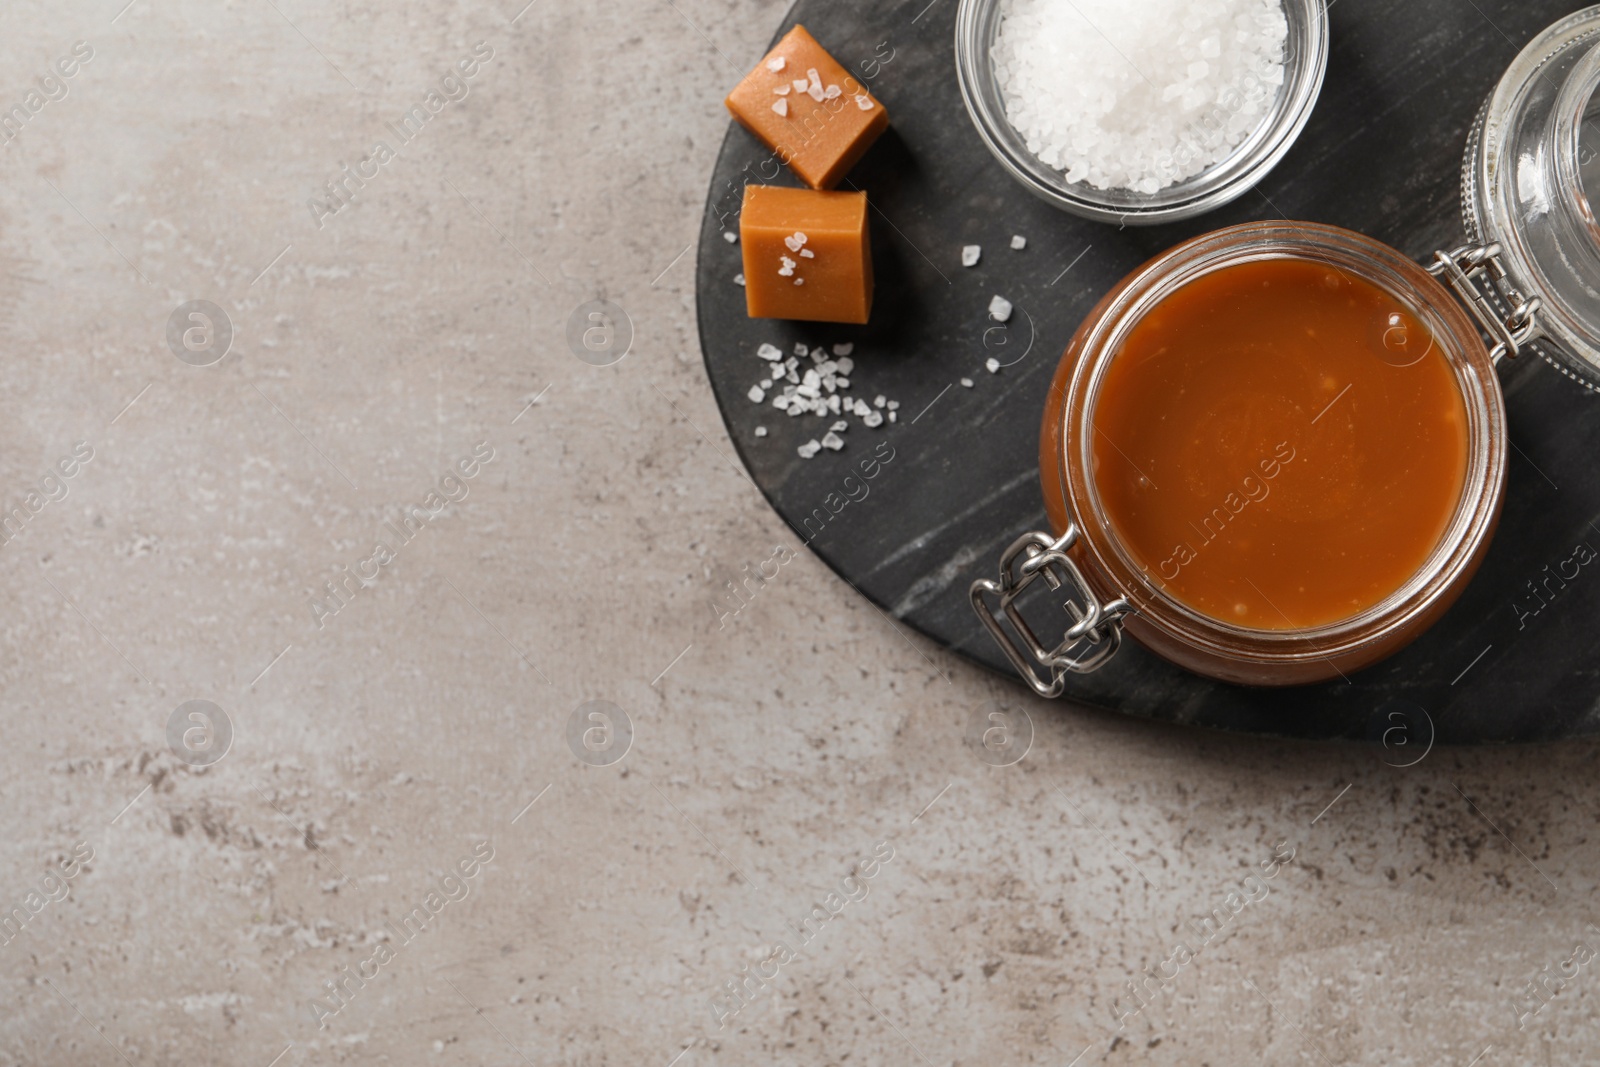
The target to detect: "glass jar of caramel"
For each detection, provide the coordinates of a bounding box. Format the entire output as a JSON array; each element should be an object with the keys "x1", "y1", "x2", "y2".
[{"x1": 972, "y1": 222, "x2": 1508, "y2": 690}]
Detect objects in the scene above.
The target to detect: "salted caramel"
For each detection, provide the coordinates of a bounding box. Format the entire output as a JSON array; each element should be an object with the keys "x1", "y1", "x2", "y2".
[
  {"x1": 724, "y1": 25, "x2": 889, "y2": 190},
  {"x1": 739, "y1": 185, "x2": 872, "y2": 324}
]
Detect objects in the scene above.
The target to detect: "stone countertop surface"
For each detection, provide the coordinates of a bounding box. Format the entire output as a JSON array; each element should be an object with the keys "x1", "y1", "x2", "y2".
[{"x1": 0, "y1": 1, "x2": 1595, "y2": 1063}]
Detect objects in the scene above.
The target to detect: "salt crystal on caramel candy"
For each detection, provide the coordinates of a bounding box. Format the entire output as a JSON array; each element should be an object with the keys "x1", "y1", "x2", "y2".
[
  {"x1": 724, "y1": 25, "x2": 889, "y2": 190},
  {"x1": 739, "y1": 185, "x2": 872, "y2": 325}
]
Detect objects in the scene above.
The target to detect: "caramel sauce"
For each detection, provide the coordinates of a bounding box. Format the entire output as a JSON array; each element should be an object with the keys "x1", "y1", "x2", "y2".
[{"x1": 1091, "y1": 257, "x2": 1470, "y2": 629}]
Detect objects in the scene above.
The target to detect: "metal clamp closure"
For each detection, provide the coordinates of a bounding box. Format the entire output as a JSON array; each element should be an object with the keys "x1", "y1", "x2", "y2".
[
  {"x1": 969, "y1": 526, "x2": 1131, "y2": 697},
  {"x1": 1428, "y1": 242, "x2": 1543, "y2": 363}
]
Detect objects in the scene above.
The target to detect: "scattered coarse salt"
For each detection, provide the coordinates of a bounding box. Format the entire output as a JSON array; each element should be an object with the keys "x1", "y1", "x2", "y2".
[
  {"x1": 793, "y1": 79, "x2": 809, "y2": 93},
  {"x1": 755, "y1": 425, "x2": 769, "y2": 437},
  {"x1": 830, "y1": 420, "x2": 849, "y2": 433},
  {"x1": 824, "y1": 84, "x2": 842, "y2": 100},
  {"x1": 807, "y1": 68, "x2": 825, "y2": 101},
  {"x1": 779, "y1": 256, "x2": 796, "y2": 277},
  {"x1": 835, "y1": 376, "x2": 849, "y2": 388},
  {"x1": 772, "y1": 98, "x2": 789, "y2": 118},
  {"x1": 794, "y1": 278, "x2": 805, "y2": 286},
  {"x1": 785, "y1": 232, "x2": 809, "y2": 252},
  {"x1": 833, "y1": 343, "x2": 853, "y2": 356},
  {"x1": 748, "y1": 385, "x2": 766, "y2": 402},
  {"x1": 992, "y1": 0, "x2": 1288, "y2": 193},
  {"x1": 1011, "y1": 235, "x2": 1027, "y2": 250},
  {"x1": 986, "y1": 357, "x2": 1001, "y2": 373},
  {"x1": 759, "y1": 378, "x2": 772, "y2": 390},
  {"x1": 734, "y1": 273, "x2": 745, "y2": 286},
  {"x1": 821, "y1": 431, "x2": 845, "y2": 451},
  {"x1": 855, "y1": 95, "x2": 874, "y2": 111},
  {"x1": 863, "y1": 410, "x2": 884, "y2": 428},
  {"x1": 962, "y1": 245, "x2": 981, "y2": 267},
  {"x1": 799, "y1": 249, "x2": 815, "y2": 258},
  {"x1": 886, "y1": 400, "x2": 899, "y2": 410},
  {"x1": 888, "y1": 410, "x2": 897, "y2": 423},
  {"x1": 768, "y1": 56, "x2": 787, "y2": 72},
  {"x1": 774, "y1": 84, "x2": 791, "y2": 95},
  {"x1": 836, "y1": 356, "x2": 854, "y2": 375},
  {"x1": 757, "y1": 343, "x2": 783, "y2": 361},
  {"x1": 724, "y1": 231, "x2": 738, "y2": 244},
  {"x1": 794, "y1": 343, "x2": 808, "y2": 356},
  {"x1": 798, "y1": 439, "x2": 822, "y2": 459},
  {"x1": 961, "y1": 377, "x2": 974, "y2": 387},
  {"x1": 989, "y1": 295, "x2": 1013, "y2": 322},
  {"x1": 874, "y1": 395, "x2": 886, "y2": 408}
]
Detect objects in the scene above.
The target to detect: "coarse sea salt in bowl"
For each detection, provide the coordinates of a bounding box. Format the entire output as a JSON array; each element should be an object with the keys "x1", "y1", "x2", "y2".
[{"x1": 955, "y1": 0, "x2": 1328, "y2": 225}]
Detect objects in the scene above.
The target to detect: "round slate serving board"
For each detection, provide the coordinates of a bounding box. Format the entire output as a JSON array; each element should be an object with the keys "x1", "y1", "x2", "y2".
[{"x1": 695, "y1": 0, "x2": 1600, "y2": 744}]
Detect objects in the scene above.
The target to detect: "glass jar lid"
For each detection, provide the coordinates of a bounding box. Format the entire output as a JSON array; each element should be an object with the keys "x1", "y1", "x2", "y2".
[{"x1": 1465, "y1": 5, "x2": 1600, "y2": 387}]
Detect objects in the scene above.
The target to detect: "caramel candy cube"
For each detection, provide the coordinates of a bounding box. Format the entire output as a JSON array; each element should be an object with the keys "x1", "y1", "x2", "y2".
[
  {"x1": 740, "y1": 185, "x2": 873, "y2": 324},
  {"x1": 724, "y1": 25, "x2": 890, "y2": 190}
]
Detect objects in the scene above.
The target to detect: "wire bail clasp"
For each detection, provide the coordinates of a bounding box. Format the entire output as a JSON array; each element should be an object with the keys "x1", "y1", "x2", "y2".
[
  {"x1": 1428, "y1": 242, "x2": 1543, "y2": 363},
  {"x1": 969, "y1": 526, "x2": 1131, "y2": 697}
]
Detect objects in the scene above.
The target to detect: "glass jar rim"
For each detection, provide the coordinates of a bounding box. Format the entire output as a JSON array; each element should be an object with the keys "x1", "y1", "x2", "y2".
[{"x1": 1052, "y1": 221, "x2": 1507, "y2": 664}]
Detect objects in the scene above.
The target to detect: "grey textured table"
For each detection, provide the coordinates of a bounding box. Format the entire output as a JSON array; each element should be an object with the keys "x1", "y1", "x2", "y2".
[{"x1": 4, "y1": 1, "x2": 1600, "y2": 1064}]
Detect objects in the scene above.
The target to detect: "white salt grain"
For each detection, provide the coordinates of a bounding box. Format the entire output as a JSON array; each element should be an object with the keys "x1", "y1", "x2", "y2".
[
  {"x1": 989, "y1": 295, "x2": 1013, "y2": 322},
  {"x1": 821, "y1": 432, "x2": 845, "y2": 451},
  {"x1": 961, "y1": 377, "x2": 975, "y2": 387},
  {"x1": 757, "y1": 343, "x2": 783, "y2": 361},
  {"x1": 748, "y1": 385, "x2": 765, "y2": 402},
  {"x1": 734, "y1": 274, "x2": 745, "y2": 286},
  {"x1": 833, "y1": 343, "x2": 854, "y2": 356},
  {"x1": 1010, "y1": 235, "x2": 1027, "y2": 250},
  {"x1": 724, "y1": 231, "x2": 738, "y2": 244},
  {"x1": 855, "y1": 95, "x2": 874, "y2": 111},
  {"x1": 768, "y1": 57, "x2": 787, "y2": 72},
  {"x1": 799, "y1": 439, "x2": 822, "y2": 458},
  {"x1": 986, "y1": 357, "x2": 1001, "y2": 373},
  {"x1": 863, "y1": 410, "x2": 884, "y2": 428},
  {"x1": 772, "y1": 99, "x2": 789, "y2": 118},
  {"x1": 962, "y1": 245, "x2": 982, "y2": 267},
  {"x1": 755, "y1": 426, "x2": 769, "y2": 437},
  {"x1": 991, "y1": 0, "x2": 1288, "y2": 192}
]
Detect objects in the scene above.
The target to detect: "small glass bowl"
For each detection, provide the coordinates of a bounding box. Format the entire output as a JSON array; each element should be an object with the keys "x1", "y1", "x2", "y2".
[{"x1": 954, "y1": 0, "x2": 1330, "y2": 225}]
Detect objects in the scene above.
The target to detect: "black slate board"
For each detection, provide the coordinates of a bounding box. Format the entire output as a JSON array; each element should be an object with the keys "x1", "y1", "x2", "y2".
[{"x1": 695, "y1": 0, "x2": 1600, "y2": 743}]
